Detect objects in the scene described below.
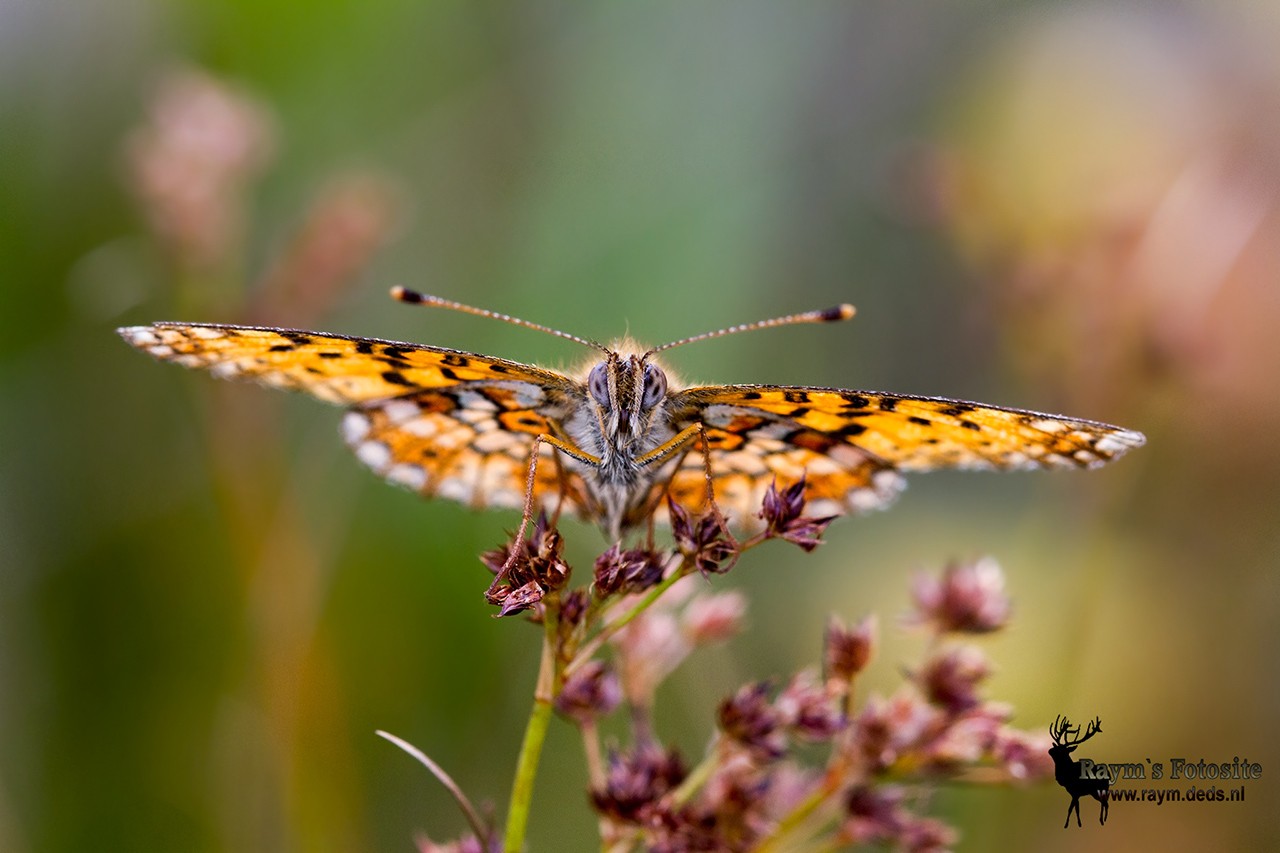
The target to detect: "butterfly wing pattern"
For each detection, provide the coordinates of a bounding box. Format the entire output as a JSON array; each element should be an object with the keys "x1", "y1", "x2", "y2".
[
  {"x1": 119, "y1": 319, "x2": 1145, "y2": 537},
  {"x1": 657, "y1": 385, "x2": 1145, "y2": 527},
  {"x1": 119, "y1": 323, "x2": 595, "y2": 518}
]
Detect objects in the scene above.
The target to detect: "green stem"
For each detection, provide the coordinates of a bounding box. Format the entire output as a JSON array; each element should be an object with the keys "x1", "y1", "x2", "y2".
[
  {"x1": 757, "y1": 670, "x2": 865, "y2": 851},
  {"x1": 565, "y1": 563, "x2": 688, "y2": 678},
  {"x1": 665, "y1": 737, "x2": 721, "y2": 807},
  {"x1": 502, "y1": 609, "x2": 560, "y2": 852},
  {"x1": 753, "y1": 782, "x2": 831, "y2": 852},
  {"x1": 502, "y1": 696, "x2": 552, "y2": 852}
]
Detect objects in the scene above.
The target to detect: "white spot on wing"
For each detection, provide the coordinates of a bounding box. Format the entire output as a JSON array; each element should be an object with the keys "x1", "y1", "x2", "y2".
[
  {"x1": 382, "y1": 399, "x2": 422, "y2": 425},
  {"x1": 427, "y1": 427, "x2": 467, "y2": 450},
  {"x1": 807, "y1": 498, "x2": 844, "y2": 517},
  {"x1": 508, "y1": 383, "x2": 546, "y2": 409},
  {"x1": 755, "y1": 422, "x2": 794, "y2": 440},
  {"x1": 438, "y1": 478, "x2": 473, "y2": 502},
  {"x1": 456, "y1": 389, "x2": 498, "y2": 411},
  {"x1": 1029, "y1": 418, "x2": 1067, "y2": 433},
  {"x1": 402, "y1": 417, "x2": 441, "y2": 439},
  {"x1": 356, "y1": 440, "x2": 391, "y2": 471},
  {"x1": 473, "y1": 430, "x2": 517, "y2": 453},
  {"x1": 721, "y1": 450, "x2": 767, "y2": 476},
  {"x1": 123, "y1": 328, "x2": 158, "y2": 345},
  {"x1": 387, "y1": 464, "x2": 427, "y2": 491},
  {"x1": 845, "y1": 488, "x2": 887, "y2": 512},
  {"x1": 1096, "y1": 432, "x2": 1143, "y2": 454},
  {"x1": 457, "y1": 408, "x2": 494, "y2": 425},
  {"x1": 827, "y1": 444, "x2": 871, "y2": 469},
  {"x1": 873, "y1": 469, "x2": 906, "y2": 496},
  {"x1": 342, "y1": 412, "x2": 371, "y2": 444}
]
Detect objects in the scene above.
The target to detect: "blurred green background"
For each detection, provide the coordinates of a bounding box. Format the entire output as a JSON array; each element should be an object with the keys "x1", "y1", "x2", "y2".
[{"x1": 3, "y1": 2, "x2": 1279, "y2": 850}]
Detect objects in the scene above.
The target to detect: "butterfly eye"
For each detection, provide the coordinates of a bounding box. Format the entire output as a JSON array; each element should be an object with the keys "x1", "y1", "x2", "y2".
[
  {"x1": 641, "y1": 364, "x2": 667, "y2": 409},
  {"x1": 588, "y1": 362, "x2": 610, "y2": 407}
]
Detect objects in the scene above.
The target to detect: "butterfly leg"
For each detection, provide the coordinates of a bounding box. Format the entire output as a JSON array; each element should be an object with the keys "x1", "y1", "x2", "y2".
[
  {"x1": 636, "y1": 423, "x2": 739, "y2": 551},
  {"x1": 688, "y1": 423, "x2": 741, "y2": 556},
  {"x1": 635, "y1": 423, "x2": 702, "y2": 468},
  {"x1": 489, "y1": 433, "x2": 600, "y2": 595},
  {"x1": 627, "y1": 425, "x2": 700, "y2": 538},
  {"x1": 548, "y1": 447, "x2": 572, "y2": 530}
]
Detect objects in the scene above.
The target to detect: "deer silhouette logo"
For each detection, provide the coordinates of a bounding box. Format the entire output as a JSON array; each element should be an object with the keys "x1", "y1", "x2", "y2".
[{"x1": 1049, "y1": 714, "x2": 1110, "y2": 828}]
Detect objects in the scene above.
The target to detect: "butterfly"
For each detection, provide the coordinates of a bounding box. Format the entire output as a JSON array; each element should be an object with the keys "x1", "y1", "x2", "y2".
[{"x1": 118, "y1": 288, "x2": 1145, "y2": 541}]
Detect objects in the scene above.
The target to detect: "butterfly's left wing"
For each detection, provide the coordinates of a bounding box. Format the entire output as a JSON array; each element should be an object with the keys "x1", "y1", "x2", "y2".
[
  {"x1": 119, "y1": 322, "x2": 593, "y2": 517},
  {"x1": 657, "y1": 384, "x2": 1146, "y2": 530},
  {"x1": 119, "y1": 323, "x2": 577, "y2": 403}
]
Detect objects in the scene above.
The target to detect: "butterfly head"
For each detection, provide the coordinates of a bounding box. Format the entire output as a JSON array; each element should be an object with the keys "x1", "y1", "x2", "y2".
[{"x1": 586, "y1": 351, "x2": 669, "y2": 453}]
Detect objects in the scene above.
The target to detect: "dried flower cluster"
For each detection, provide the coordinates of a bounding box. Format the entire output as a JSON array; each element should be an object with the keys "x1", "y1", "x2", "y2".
[
  {"x1": 125, "y1": 69, "x2": 276, "y2": 274},
  {"x1": 124, "y1": 66, "x2": 399, "y2": 324},
  {"x1": 407, "y1": 482, "x2": 1052, "y2": 853}
]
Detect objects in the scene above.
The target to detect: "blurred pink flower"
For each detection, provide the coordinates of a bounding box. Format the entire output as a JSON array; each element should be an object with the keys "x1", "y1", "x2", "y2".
[
  {"x1": 910, "y1": 557, "x2": 1011, "y2": 635},
  {"x1": 125, "y1": 68, "x2": 275, "y2": 272}
]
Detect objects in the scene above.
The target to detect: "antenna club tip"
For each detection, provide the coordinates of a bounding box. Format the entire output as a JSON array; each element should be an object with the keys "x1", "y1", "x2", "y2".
[
  {"x1": 391, "y1": 286, "x2": 424, "y2": 304},
  {"x1": 821, "y1": 303, "x2": 856, "y2": 322}
]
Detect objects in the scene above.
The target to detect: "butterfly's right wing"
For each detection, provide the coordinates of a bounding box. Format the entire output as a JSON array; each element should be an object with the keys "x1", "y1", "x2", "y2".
[{"x1": 119, "y1": 322, "x2": 594, "y2": 517}]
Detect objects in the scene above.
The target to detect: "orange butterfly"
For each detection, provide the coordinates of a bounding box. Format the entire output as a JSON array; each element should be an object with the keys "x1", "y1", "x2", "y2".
[{"x1": 118, "y1": 289, "x2": 1144, "y2": 540}]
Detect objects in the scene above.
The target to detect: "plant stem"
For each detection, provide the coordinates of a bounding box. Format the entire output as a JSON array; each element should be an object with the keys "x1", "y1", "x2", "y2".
[
  {"x1": 752, "y1": 768, "x2": 841, "y2": 853},
  {"x1": 665, "y1": 737, "x2": 721, "y2": 807},
  {"x1": 376, "y1": 730, "x2": 489, "y2": 841},
  {"x1": 580, "y1": 719, "x2": 605, "y2": 790},
  {"x1": 502, "y1": 695, "x2": 552, "y2": 852},
  {"x1": 564, "y1": 562, "x2": 688, "y2": 678},
  {"x1": 502, "y1": 608, "x2": 560, "y2": 852},
  {"x1": 758, "y1": 671, "x2": 864, "y2": 850}
]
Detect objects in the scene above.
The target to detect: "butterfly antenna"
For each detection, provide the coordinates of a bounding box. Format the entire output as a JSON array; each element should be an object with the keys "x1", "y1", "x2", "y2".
[
  {"x1": 647, "y1": 303, "x2": 855, "y2": 356},
  {"x1": 392, "y1": 287, "x2": 610, "y2": 354}
]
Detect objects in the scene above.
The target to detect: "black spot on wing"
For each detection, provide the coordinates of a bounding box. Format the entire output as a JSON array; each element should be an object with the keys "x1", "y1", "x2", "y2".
[
  {"x1": 787, "y1": 429, "x2": 837, "y2": 453},
  {"x1": 841, "y1": 393, "x2": 870, "y2": 409},
  {"x1": 380, "y1": 345, "x2": 413, "y2": 362}
]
